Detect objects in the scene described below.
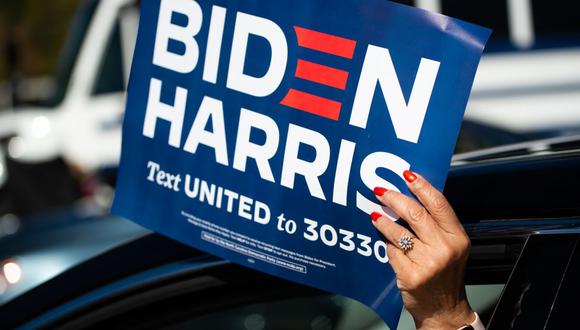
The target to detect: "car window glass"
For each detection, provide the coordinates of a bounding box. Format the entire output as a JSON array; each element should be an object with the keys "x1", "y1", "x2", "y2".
[
  {"x1": 42, "y1": 0, "x2": 98, "y2": 107},
  {"x1": 92, "y1": 20, "x2": 125, "y2": 96},
  {"x1": 544, "y1": 238, "x2": 580, "y2": 328},
  {"x1": 162, "y1": 284, "x2": 503, "y2": 330}
]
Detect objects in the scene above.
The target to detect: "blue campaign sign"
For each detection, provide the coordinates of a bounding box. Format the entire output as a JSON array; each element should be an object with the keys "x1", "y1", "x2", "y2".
[{"x1": 112, "y1": 0, "x2": 490, "y2": 327}]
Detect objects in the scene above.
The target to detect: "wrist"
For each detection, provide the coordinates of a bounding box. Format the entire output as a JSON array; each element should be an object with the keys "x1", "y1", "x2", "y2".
[{"x1": 414, "y1": 300, "x2": 475, "y2": 330}]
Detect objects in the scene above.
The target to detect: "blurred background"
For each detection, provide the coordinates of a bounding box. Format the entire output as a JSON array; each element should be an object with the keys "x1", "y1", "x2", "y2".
[{"x1": 0, "y1": 0, "x2": 579, "y2": 327}]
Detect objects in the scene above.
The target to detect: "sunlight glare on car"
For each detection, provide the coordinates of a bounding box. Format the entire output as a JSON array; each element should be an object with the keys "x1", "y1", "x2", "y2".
[
  {"x1": 30, "y1": 116, "x2": 52, "y2": 139},
  {"x1": 3, "y1": 261, "x2": 22, "y2": 284},
  {"x1": 7, "y1": 137, "x2": 24, "y2": 159}
]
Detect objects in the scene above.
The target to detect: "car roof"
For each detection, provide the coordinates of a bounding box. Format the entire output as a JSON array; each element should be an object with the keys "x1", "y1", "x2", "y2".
[
  {"x1": 446, "y1": 145, "x2": 580, "y2": 222},
  {"x1": 452, "y1": 134, "x2": 580, "y2": 164}
]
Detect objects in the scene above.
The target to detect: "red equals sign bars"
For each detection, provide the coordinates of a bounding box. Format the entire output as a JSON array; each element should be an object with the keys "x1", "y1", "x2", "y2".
[{"x1": 280, "y1": 26, "x2": 357, "y2": 121}]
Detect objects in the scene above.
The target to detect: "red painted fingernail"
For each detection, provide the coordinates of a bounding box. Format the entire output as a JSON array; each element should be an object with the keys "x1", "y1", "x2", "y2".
[
  {"x1": 370, "y1": 212, "x2": 382, "y2": 222},
  {"x1": 373, "y1": 187, "x2": 388, "y2": 196},
  {"x1": 403, "y1": 170, "x2": 417, "y2": 183}
]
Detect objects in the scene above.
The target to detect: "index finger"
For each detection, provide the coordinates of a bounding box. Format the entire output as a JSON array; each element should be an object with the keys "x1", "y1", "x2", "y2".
[
  {"x1": 403, "y1": 170, "x2": 464, "y2": 234},
  {"x1": 374, "y1": 189, "x2": 438, "y2": 244}
]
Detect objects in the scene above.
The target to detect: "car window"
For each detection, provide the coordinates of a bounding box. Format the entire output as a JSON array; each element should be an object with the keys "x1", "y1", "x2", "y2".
[
  {"x1": 544, "y1": 237, "x2": 579, "y2": 328},
  {"x1": 158, "y1": 284, "x2": 503, "y2": 330},
  {"x1": 92, "y1": 20, "x2": 125, "y2": 96},
  {"x1": 42, "y1": 0, "x2": 99, "y2": 107},
  {"x1": 487, "y1": 234, "x2": 579, "y2": 329},
  {"x1": 42, "y1": 236, "x2": 516, "y2": 330},
  {"x1": 64, "y1": 284, "x2": 502, "y2": 330}
]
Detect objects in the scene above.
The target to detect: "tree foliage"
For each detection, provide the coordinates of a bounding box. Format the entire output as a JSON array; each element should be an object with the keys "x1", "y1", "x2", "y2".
[{"x1": 0, "y1": 0, "x2": 80, "y2": 79}]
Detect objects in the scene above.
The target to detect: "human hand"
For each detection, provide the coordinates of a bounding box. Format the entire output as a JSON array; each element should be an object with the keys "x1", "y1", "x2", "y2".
[{"x1": 371, "y1": 171, "x2": 475, "y2": 330}]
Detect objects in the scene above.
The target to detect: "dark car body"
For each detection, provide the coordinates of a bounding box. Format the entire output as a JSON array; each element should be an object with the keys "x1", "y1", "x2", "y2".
[{"x1": 1, "y1": 140, "x2": 580, "y2": 330}]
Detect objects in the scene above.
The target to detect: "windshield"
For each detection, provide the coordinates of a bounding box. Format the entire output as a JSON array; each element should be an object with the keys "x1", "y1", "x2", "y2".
[{"x1": 42, "y1": 0, "x2": 99, "y2": 107}]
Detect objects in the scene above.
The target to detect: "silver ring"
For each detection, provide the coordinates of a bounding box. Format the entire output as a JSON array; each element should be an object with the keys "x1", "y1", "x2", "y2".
[{"x1": 397, "y1": 235, "x2": 414, "y2": 253}]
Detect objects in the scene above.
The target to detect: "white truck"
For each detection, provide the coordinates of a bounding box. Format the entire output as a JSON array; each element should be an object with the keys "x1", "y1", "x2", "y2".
[{"x1": 0, "y1": 0, "x2": 139, "y2": 171}]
